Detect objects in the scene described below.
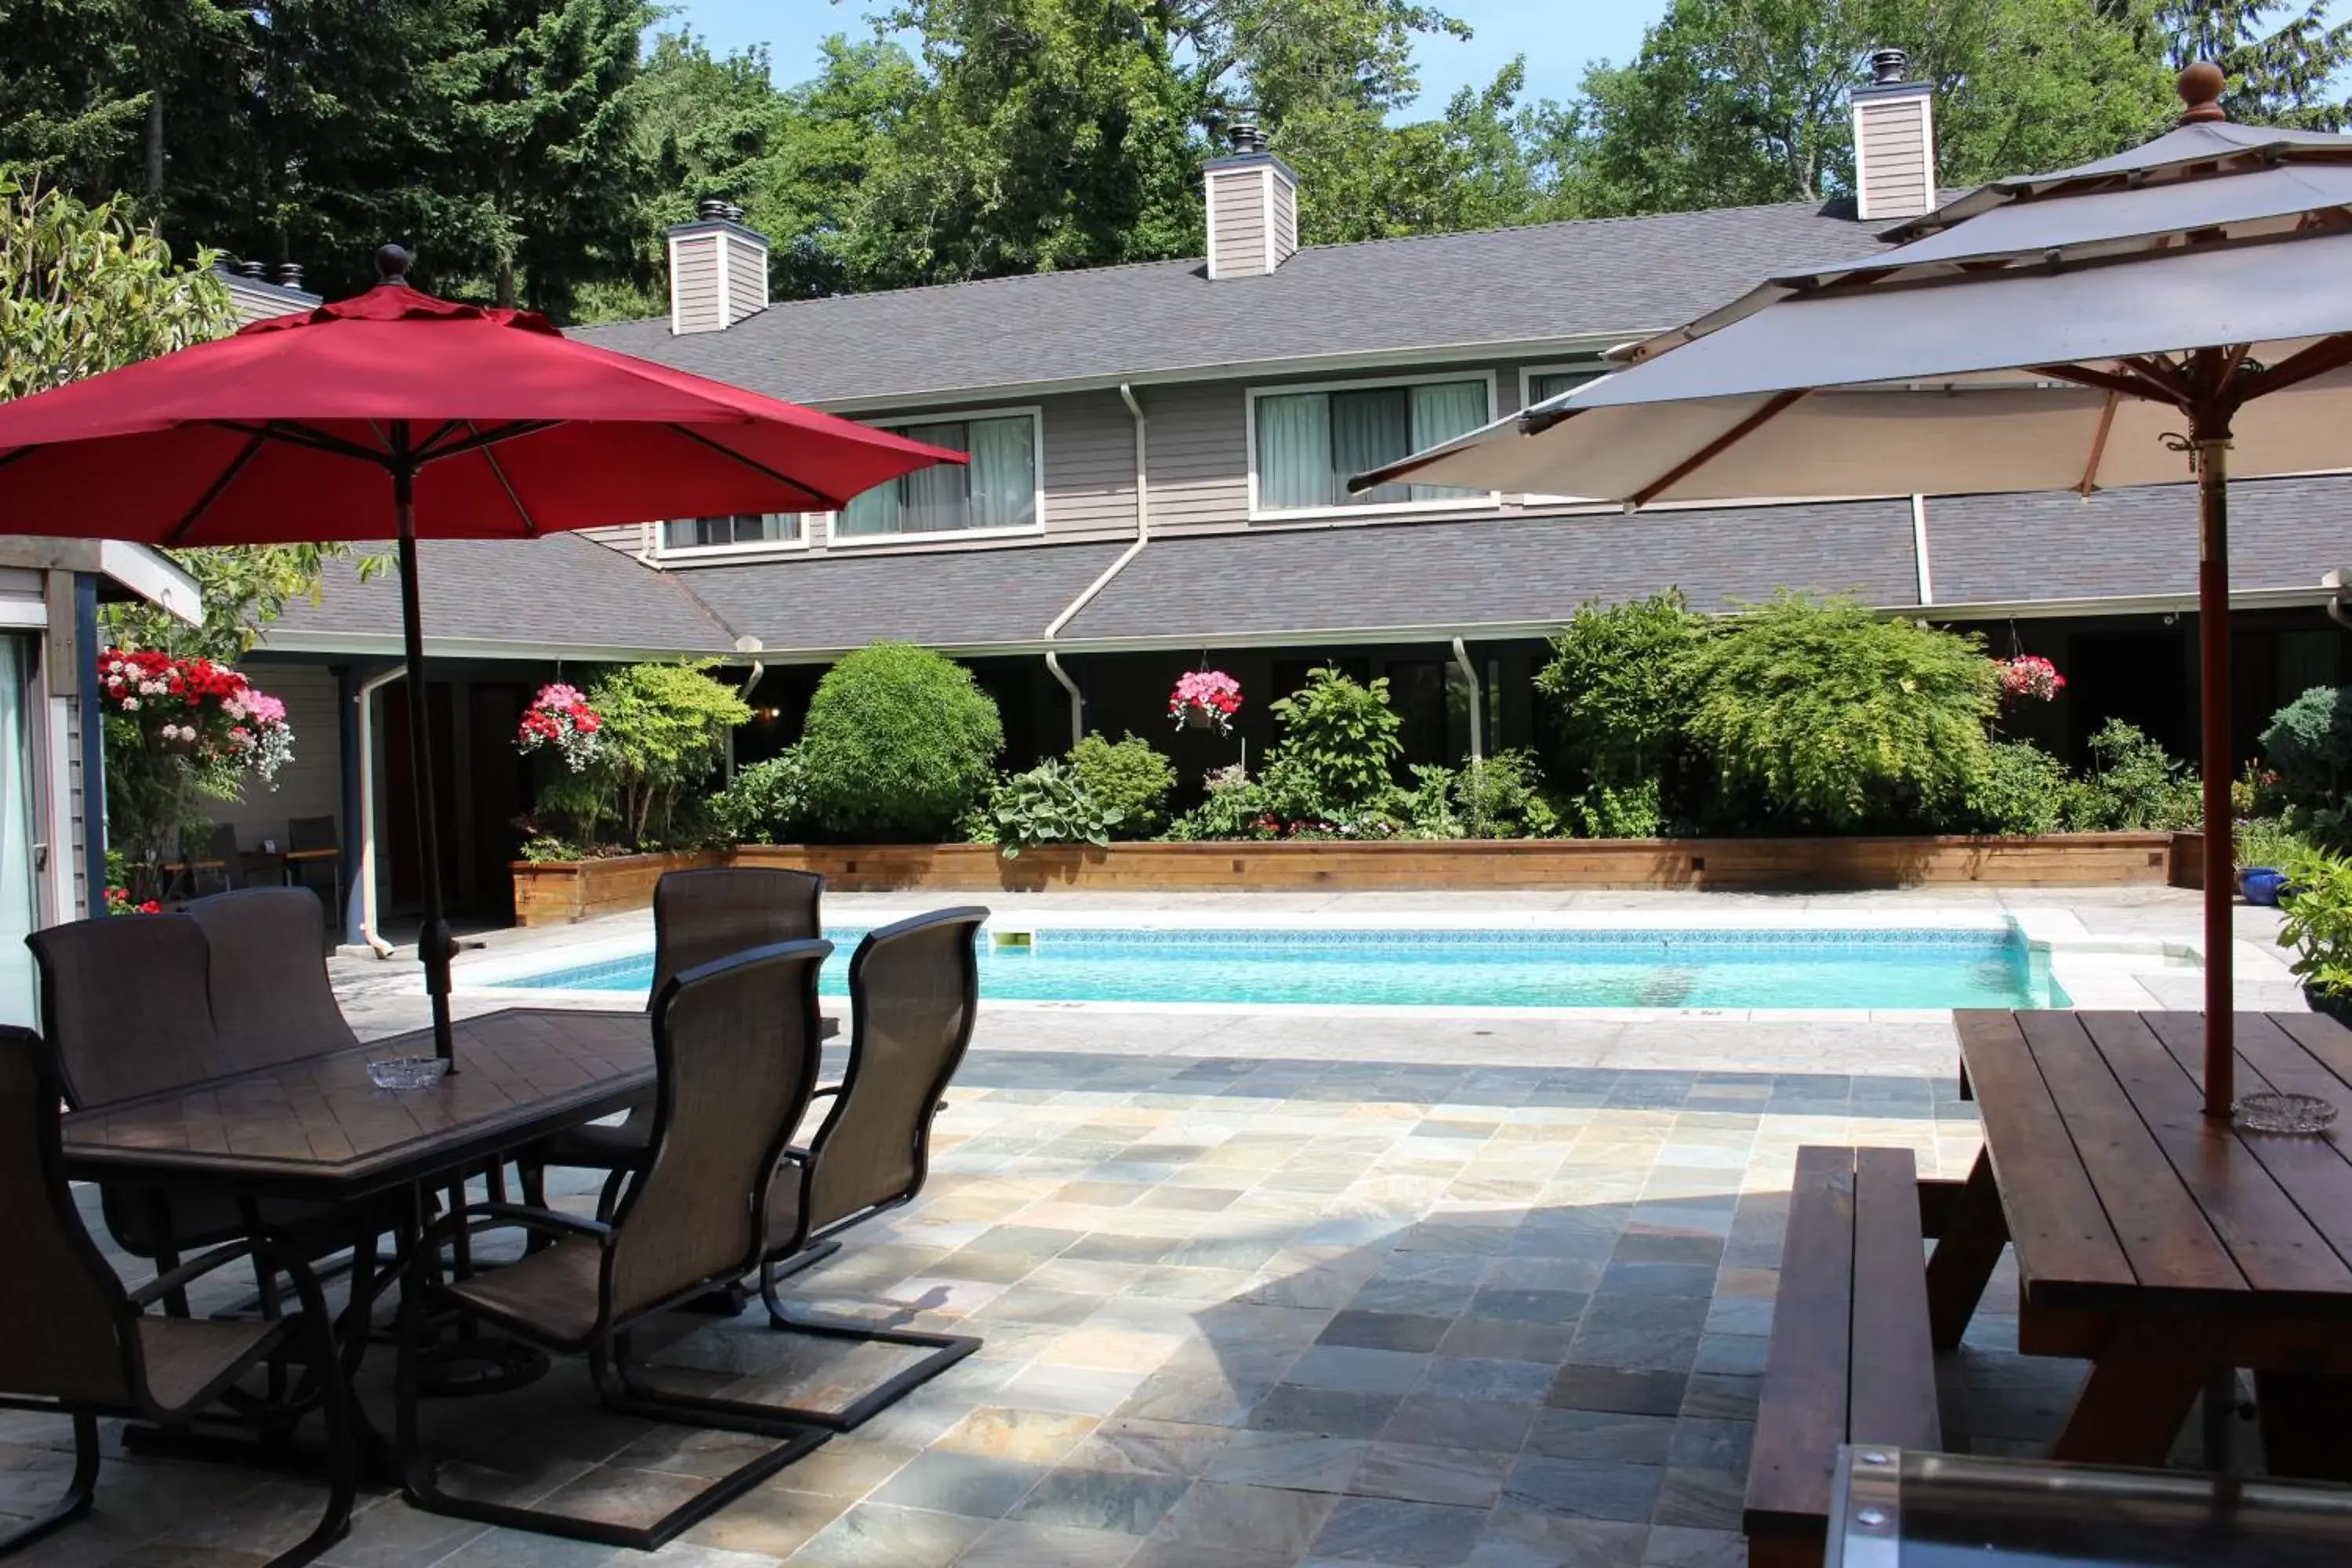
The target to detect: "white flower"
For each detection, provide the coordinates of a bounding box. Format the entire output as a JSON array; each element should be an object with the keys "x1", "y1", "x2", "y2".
[{"x1": 122, "y1": 697, "x2": 140, "y2": 711}]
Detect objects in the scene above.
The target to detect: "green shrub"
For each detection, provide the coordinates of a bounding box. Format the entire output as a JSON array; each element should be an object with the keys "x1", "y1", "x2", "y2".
[
  {"x1": 799, "y1": 643, "x2": 1004, "y2": 840},
  {"x1": 710, "y1": 749, "x2": 811, "y2": 844},
  {"x1": 1399, "y1": 765, "x2": 1464, "y2": 838},
  {"x1": 2280, "y1": 847, "x2": 2352, "y2": 1003},
  {"x1": 2063, "y1": 720, "x2": 2203, "y2": 831},
  {"x1": 1164, "y1": 764, "x2": 1267, "y2": 841},
  {"x1": 1679, "y1": 593, "x2": 1999, "y2": 830},
  {"x1": 2260, "y1": 686, "x2": 2352, "y2": 805},
  {"x1": 1454, "y1": 750, "x2": 1564, "y2": 839},
  {"x1": 526, "y1": 662, "x2": 750, "y2": 849},
  {"x1": 1570, "y1": 779, "x2": 1664, "y2": 839},
  {"x1": 1535, "y1": 591, "x2": 1705, "y2": 790},
  {"x1": 1269, "y1": 666, "x2": 1403, "y2": 811},
  {"x1": 2238, "y1": 815, "x2": 2307, "y2": 870},
  {"x1": 990, "y1": 758, "x2": 1117, "y2": 858},
  {"x1": 1069, "y1": 731, "x2": 1177, "y2": 837},
  {"x1": 1962, "y1": 741, "x2": 2069, "y2": 836}
]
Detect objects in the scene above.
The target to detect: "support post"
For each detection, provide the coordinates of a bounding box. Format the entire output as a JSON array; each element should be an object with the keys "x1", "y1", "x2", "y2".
[
  {"x1": 2195, "y1": 421, "x2": 2233, "y2": 1118},
  {"x1": 392, "y1": 426, "x2": 456, "y2": 1063}
]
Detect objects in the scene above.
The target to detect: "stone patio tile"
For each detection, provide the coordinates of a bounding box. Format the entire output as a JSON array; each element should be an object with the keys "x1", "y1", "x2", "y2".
[
  {"x1": 1310, "y1": 1497, "x2": 1489, "y2": 1566},
  {"x1": 935, "y1": 1408, "x2": 1103, "y2": 1465},
  {"x1": 1500, "y1": 1454, "x2": 1664, "y2": 1523},
  {"x1": 998, "y1": 1363, "x2": 1153, "y2": 1417},
  {"x1": 1247, "y1": 1386, "x2": 1404, "y2": 1439},
  {"x1": 1149, "y1": 1479, "x2": 1340, "y2": 1556},
  {"x1": 1650, "y1": 1466, "x2": 1743, "y2": 1531},
  {"x1": 1680, "y1": 1374, "x2": 1760, "y2": 1422},
  {"x1": 789, "y1": 1501, "x2": 991, "y2": 1568},
  {"x1": 1467, "y1": 1511, "x2": 1648, "y2": 1568},
  {"x1": 869, "y1": 1452, "x2": 1051, "y2": 1519},
  {"x1": 1203, "y1": 1432, "x2": 1370, "y2": 1493},
  {"x1": 1431, "y1": 1319, "x2": 1572, "y2": 1365},
  {"x1": 1348, "y1": 1443, "x2": 1511, "y2": 1508},
  {"x1": 1525, "y1": 1410, "x2": 1675, "y2": 1466},
  {"x1": 1544, "y1": 1367, "x2": 1687, "y2": 1417},
  {"x1": 1010, "y1": 1468, "x2": 1196, "y2": 1536},
  {"x1": 1283, "y1": 1348, "x2": 1428, "y2": 1397},
  {"x1": 1118, "y1": 1374, "x2": 1269, "y2": 1428},
  {"x1": 953, "y1": 1519, "x2": 1147, "y2": 1567},
  {"x1": 1123, "y1": 1541, "x2": 1296, "y2": 1568},
  {"x1": 1414, "y1": 1358, "x2": 1553, "y2": 1405},
  {"x1": 1062, "y1": 1419, "x2": 1236, "y2": 1478},
  {"x1": 1639, "y1": 1525, "x2": 1744, "y2": 1567},
  {"x1": 1316, "y1": 1312, "x2": 1452, "y2": 1354},
  {"x1": 677, "y1": 1483, "x2": 848, "y2": 1558},
  {"x1": 1377, "y1": 1395, "x2": 1534, "y2": 1454}
]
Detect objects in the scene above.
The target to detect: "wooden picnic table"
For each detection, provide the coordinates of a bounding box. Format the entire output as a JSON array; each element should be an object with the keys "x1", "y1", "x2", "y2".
[{"x1": 1929, "y1": 1008, "x2": 2352, "y2": 1475}]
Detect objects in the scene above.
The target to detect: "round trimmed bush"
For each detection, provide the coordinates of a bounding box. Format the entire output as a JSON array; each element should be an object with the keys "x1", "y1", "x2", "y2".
[{"x1": 799, "y1": 643, "x2": 1004, "y2": 840}]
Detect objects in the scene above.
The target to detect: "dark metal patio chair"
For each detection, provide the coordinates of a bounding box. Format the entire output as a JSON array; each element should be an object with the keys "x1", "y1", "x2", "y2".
[
  {"x1": 0, "y1": 1028, "x2": 355, "y2": 1564},
  {"x1": 519, "y1": 867, "x2": 823, "y2": 1210},
  {"x1": 396, "y1": 939, "x2": 833, "y2": 1550},
  {"x1": 753, "y1": 907, "x2": 987, "y2": 1431},
  {"x1": 284, "y1": 816, "x2": 342, "y2": 926},
  {"x1": 187, "y1": 887, "x2": 361, "y2": 1070}
]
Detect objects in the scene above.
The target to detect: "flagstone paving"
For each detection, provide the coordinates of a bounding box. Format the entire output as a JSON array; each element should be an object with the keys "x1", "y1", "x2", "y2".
[{"x1": 5, "y1": 1029, "x2": 2120, "y2": 1568}]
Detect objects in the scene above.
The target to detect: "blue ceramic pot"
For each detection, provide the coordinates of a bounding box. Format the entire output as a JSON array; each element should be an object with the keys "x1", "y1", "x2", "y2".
[{"x1": 2241, "y1": 866, "x2": 2288, "y2": 906}]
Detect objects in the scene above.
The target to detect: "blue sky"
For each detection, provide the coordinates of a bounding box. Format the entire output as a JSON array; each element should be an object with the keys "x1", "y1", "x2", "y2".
[{"x1": 653, "y1": 0, "x2": 1668, "y2": 108}]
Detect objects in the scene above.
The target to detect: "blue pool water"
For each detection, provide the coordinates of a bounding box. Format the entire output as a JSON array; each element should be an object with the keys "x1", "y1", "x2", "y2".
[{"x1": 493, "y1": 926, "x2": 2063, "y2": 1011}]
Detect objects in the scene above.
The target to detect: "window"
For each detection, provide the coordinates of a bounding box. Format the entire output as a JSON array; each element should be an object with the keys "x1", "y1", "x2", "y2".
[
  {"x1": 838, "y1": 412, "x2": 1040, "y2": 539},
  {"x1": 1250, "y1": 375, "x2": 1494, "y2": 516},
  {"x1": 661, "y1": 512, "x2": 801, "y2": 554},
  {"x1": 1517, "y1": 363, "x2": 1606, "y2": 504}
]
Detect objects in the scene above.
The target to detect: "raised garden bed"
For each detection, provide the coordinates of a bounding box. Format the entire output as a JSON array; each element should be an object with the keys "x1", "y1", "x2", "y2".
[{"x1": 511, "y1": 848, "x2": 729, "y2": 927}]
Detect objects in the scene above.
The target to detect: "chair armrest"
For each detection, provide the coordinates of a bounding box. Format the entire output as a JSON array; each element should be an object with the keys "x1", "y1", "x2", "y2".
[
  {"x1": 415, "y1": 1200, "x2": 610, "y2": 1254},
  {"x1": 127, "y1": 1239, "x2": 260, "y2": 1308},
  {"x1": 808, "y1": 1085, "x2": 840, "y2": 1103}
]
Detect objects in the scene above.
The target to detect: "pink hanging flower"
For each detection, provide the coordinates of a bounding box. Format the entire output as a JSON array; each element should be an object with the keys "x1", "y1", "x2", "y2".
[
  {"x1": 517, "y1": 683, "x2": 604, "y2": 771},
  {"x1": 1998, "y1": 655, "x2": 2066, "y2": 702},
  {"x1": 1170, "y1": 670, "x2": 1243, "y2": 735}
]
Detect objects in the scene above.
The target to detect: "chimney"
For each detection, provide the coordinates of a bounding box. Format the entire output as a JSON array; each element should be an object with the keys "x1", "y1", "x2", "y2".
[
  {"x1": 666, "y1": 197, "x2": 771, "y2": 335},
  {"x1": 1851, "y1": 46, "x2": 1936, "y2": 221},
  {"x1": 1203, "y1": 121, "x2": 1298, "y2": 279},
  {"x1": 276, "y1": 262, "x2": 304, "y2": 291},
  {"x1": 237, "y1": 259, "x2": 267, "y2": 279}
]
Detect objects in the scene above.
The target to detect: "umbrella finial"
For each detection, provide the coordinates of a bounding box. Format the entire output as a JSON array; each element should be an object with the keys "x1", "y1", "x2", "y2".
[
  {"x1": 375, "y1": 243, "x2": 414, "y2": 287},
  {"x1": 2178, "y1": 60, "x2": 2227, "y2": 124}
]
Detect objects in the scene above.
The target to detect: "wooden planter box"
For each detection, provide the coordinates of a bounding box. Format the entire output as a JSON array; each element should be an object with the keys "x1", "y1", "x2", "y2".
[
  {"x1": 510, "y1": 848, "x2": 728, "y2": 927},
  {"x1": 733, "y1": 833, "x2": 2183, "y2": 895}
]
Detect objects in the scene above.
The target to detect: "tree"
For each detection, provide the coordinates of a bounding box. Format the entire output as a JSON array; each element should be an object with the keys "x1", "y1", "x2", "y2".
[{"x1": 2130, "y1": 1, "x2": 2352, "y2": 129}]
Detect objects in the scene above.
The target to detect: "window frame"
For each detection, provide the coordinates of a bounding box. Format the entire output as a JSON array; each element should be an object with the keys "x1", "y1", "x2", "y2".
[
  {"x1": 1515, "y1": 361, "x2": 1610, "y2": 506},
  {"x1": 1244, "y1": 369, "x2": 1501, "y2": 523},
  {"x1": 652, "y1": 510, "x2": 813, "y2": 563},
  {"x1": 827, "y1": 402, "x2": 1050, "y2": 549}
]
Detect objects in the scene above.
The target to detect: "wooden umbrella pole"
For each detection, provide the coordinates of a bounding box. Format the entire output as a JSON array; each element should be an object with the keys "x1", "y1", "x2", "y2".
[{"x1": 2195, "y1": 419, "x2": 2234, "y2": 1117}]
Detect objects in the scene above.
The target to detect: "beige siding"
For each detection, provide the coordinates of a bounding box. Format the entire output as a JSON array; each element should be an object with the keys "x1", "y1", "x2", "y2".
[
  {"x1": 1146, "y1": 381, "x2": 1250, "y2": 530},
  {"x1": 1270, "y1": 176, "x2": 1298, "y2": 267},
  {"x1": 724, "y1": 232, "x2": 767, "y2": 322},
  {"x1": 216, "y1": 662, "x2": 343, "y2": 853},
  {"x1": 1041, "y1": 390, "x2": 1138, "y2": 539},
  {"x1": 1857, "y1": 96, "x2": 1932, "y2": 220},
  {"x1": 1209, "y1": 168, "x2": 1268, "y2": 278},
  {"x1": 669, "y1": 235, "x2": 723, "y2": 333},
  {"x1": 577, "y1": 523, "x2": 647, "y2": 554}
]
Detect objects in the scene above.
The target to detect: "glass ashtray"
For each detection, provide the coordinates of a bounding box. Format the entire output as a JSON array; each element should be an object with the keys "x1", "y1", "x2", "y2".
[
  {"x1": 2233, "y1": 1091, "x2": 2339, "y2": 1134},
  {"x1": 367, "y1": 1054, "x2": 450, "y2": 1091}
]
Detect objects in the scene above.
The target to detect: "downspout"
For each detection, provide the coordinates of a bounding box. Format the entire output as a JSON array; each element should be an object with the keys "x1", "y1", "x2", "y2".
[
  {"x1": 351, "y1": 664, "x2": 406, "y2": 957},
  {"x1": 1041, "y1": 382, "x2": 1152, "y2": 750},
  {"x1": 74, "y1": 574, "x2": 104, "y2": 915},
  {"x1": 1451, "y1": 637, "x2": 1483, "y2": 766}
]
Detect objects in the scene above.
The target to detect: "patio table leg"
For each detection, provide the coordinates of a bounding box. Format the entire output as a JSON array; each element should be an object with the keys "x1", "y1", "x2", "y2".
[
  {"x1": 2053, "y1": 1317, "x2": 2214, "y2": 1467},
  {"x1": 2255, "y1": 1370, "x2": 2352, "y2": 1481},
  {"x1": 1924, "y1": 1147, "x2": 2006, "y2": 1349}
]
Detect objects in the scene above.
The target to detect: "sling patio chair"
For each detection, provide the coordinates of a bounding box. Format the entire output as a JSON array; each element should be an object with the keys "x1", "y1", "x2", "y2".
[
  {"x1": 0, "y1": 1028, "x2": 356, "y2": 1565},
  {"x1": 395, "y1": 938, "x2": 833, "y2": 1550},
  {"x1": 519, "y1": 866, "x2": 824, "y2": 1215},
  {"x1": 187, "y1": 887, "x2": 361, "y2": 1070},
  {"x1": 752, "y1": 907, "x2": 987, "y2": 1432}
]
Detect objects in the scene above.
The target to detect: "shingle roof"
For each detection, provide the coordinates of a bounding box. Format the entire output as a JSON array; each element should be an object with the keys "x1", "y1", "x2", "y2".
[
  {"x1": 572, "y1": 202, "x2": 1885, "y2": 407},
  {"x1": 260, "y1": 533, "x2": 739, "y2": 655},
  {"x1": 1926, "y1": 477, "x2": 2352, "y2": 605},
  {"x1": 1056, "y1": 505, "x2": 1923, "y2": 644},
  {"x1": 675, "y1": 540, "x2": 1133, "y2": 655}
]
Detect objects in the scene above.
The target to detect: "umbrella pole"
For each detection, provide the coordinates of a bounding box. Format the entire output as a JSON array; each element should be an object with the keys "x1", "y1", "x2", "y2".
[
  {"x1": 391, "y1": 437, "x2": 457, "y2": 1065},
  {"x1": 2196, "y1": 426, "x2": 2234, "y2": 1117}
]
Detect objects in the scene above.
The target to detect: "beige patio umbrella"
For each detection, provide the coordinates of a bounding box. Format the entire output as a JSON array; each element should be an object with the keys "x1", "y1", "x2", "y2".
[{"x1": 1358, "y1": 64, "x2": 2352, "y2": 1118}]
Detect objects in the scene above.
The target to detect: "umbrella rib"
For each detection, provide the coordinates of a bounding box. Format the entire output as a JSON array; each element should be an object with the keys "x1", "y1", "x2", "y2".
[
  {"x1": 463, "y1": 423, "x2": 539, "y2": 536},
  {"x1": 414, "y1": 419, "x2": 555, "y2": 465},
  {"x1": 661, "y1": 423, "x2": 835, "y2": 510},
  {"x1": 207, "y1": 419, "x2": 388, "y2": 464},
  {"x1": 167, "y1": 426, "x2": 272, "y2": 546},
  {"x1": 2032, "y1": 363, "x2": 2179, "y2": 406},
  {"x1": 1630, "y1": 390, "x2": 1808, "y2": 509},
  {"x1": 2237, "y1": 332, "x2": 2352, "y2": 401},
  {"x1": 2076, "y1": 394, "x2": 2120, "y2": 495}
]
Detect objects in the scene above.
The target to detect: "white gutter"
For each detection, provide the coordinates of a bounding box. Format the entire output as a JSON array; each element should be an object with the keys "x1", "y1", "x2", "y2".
[
  {"x1": 1450, "y1": 637, "x2": 1483, "y2": 765},
  {"x1": 1040, "y1": 382, "x2": 1154, "y2": 749},
  {"x1": 350, "y1": 666, "x2": 405, "y2": 958},
  {"x1": 1911, "y1": 493, "x2": 1933, "y2": 605}
]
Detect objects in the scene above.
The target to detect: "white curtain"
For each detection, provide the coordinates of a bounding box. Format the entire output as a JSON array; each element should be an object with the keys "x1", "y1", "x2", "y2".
[
  {"x1": 895, "y1": 420, "x2": 971, "y2": 532},
  {"x1": 838, "y1": 483, "x2": 899, "y2": 535},
  {"x1": 0, "y1": 638, "x2": 36, "y2": 1027},
  {"x1": 1332, "y1": 389, "x2": 1411, "y2": 507},
  {"x1": 966, "y1": 416, "x2": 1036, "y2": 528},
  {"x1": 1408, "y1": 380, "x2": 1488, "y2": 501},
  {"x1": 1255, "y1": 392, "x2": 1334, "y2": 511}
]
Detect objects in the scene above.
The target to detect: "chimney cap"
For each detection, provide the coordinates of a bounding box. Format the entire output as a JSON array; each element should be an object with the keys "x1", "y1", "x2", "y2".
[
  {"x1": 723, "y1": 202, "x2": 746, "y2": 223},
  {"x1": 276, "y1": 262, "x2": 305, "y2": 290},
  {"x1": 1229, "y1": 121, "x2": 1258, "y2": 152},
  {"x1": 2178, "y1": 60, "x2": 2227, "y2": 123},
  {"x1": 237, "y1": 259, "x2": 267, "y2": 279},
  {"x1": 1870, "y1": 47, "x2": 1907, "y2": 85},
  {"x1": 697, "y1": 197, "x2": 728, "y2": 221}
]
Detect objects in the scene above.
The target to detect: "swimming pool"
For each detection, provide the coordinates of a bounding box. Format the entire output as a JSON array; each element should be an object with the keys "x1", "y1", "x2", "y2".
[{"x1": 488, "y1": 924, "x2": 2063, "y2": 1011}]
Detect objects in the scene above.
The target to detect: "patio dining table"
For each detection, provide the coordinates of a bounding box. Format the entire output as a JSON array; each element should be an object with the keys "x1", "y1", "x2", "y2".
[{"x1": 1927, "y1": 1008, "x2": 2352, "y2": 1477}]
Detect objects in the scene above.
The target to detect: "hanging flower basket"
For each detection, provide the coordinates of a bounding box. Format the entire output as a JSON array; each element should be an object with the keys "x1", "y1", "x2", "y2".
[
  {"x1": 1998, "y1": 655, "x2": 2066, "y2": 702},
  {"x1": 1170, "y1": 670, "x2": 1243, "y2": 735},
  {"x1": 516, "y1": 683, "x2": 604, "y2": 771}
]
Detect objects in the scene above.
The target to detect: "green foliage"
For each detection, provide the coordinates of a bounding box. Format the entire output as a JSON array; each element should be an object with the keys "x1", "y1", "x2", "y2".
[
  {"x1": 565, "y1": 662, "x2": 752, "y2": 847},
  {"x1": 710, "y1": 750, "x2": 811, "y2": 844},
  {"x1": 2237, "y1": 815, "x2": 2307, "y2": 870},
  {"x1": 2259, "y1": 686, "x2": 2352, "y2": 805},
  {"x1": 1962, "y1": 740, "x2": 2071, "y2": 836},
  {"x1": 1679, "y1": 594, "x2": 1999, "y2": 830},
  {"x1": 799, "y1": 643, "x2": 1004, "y2": 840},
  {"x1": 2132, "y1": 0, "x2": 2352, "y2": 130},
  {"x1": 1570, "y1": 779, "x2": 1666, "y2": 839},
  {"x1": 1452, "y1": 750, "x2": 1565, "y2": 839},
  {"x1": 1269, "y1": 666, "x2": 1405, "y2": 811},
  {"x1": 2279, "y1": 845, "x2": 2352, "y2": 1001},
  {"x1": 1163, "y1": 764, "x2": 1266, "y2": 841},
  {"x1": 991, "y1": 757, "x2": 1119, "y2": 858},
  {"x1": 1069, "y1": 731, "x2": 1177, "y2": 838},
  {"x1": 2063, "y1": 719, "x2": 2205, "y2": 831},
  {"x1": 1535, "y1": 591, "x2": 1705, "y2": 793}
]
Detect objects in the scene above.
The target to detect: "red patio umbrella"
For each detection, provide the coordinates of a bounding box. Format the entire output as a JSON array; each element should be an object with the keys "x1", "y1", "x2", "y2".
[{"x1": 0, "y1": 245, "x2": 965, "y2": 1061}]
